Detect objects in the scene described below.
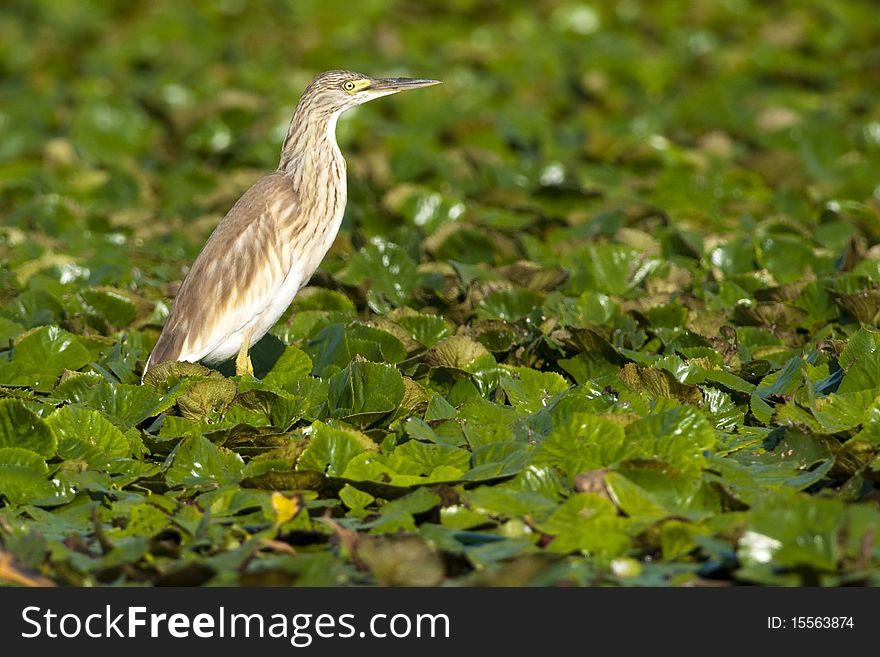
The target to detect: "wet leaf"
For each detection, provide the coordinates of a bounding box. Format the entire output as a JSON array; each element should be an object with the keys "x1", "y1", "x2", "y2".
[
  {"x1": 0, "y1": 398, "x2": 56, "y2": 456},
  {"x1": 0, "y1": 448, "x2": 56, "y2": 506},
  {"x1": 0, "y1": 326, "x2": 91, "y2": 391},
  {"x1": 261, "y1": 345, "x2": 313, "y2": 388},
  {"x1": 538, "y1": 493, "x2": 631, "y2": 558},
  {"x1": 738, "y1": 490, "x2": 843, "y2": 573},
  {"x1": 838, "y1": 328, "x2": 880, "y2": 393},
  {"x1": 394, "y1": 313, "x2": 453, "y2": 348},
  {"x1": 499, "y1": 368, "x2": 570, "y2": 414},
  {"x1": 46, "y1": 405, "x2": 130, "y2": 465},
  {"x1": 532, "y1": 413, "x2": 631, "y2": 479},
  {"x1": 336, "y1": 240, "x2": 419, "y2": 313},
  {"x1": 80, "y1": 286, "x2": 150, "y2": 328},
  {"x1": 165, "y1": 435, "x2": 245, "y2": 488},
  {"x1": 51, "y1": 377, "x2": 166, "y2": 429},
  {"x1": 297, "y1": 421, "x2": 376, "y2": 476},
  {"x1": 327, "y1": 359, "x2": 405, "y2": 426},
  {"x1": 476, "y1": 288, "x2": 545, "y2": 322}
]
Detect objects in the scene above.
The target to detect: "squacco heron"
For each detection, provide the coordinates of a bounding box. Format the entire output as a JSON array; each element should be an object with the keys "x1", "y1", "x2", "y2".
[{"x1": 144, "y1": 70, "x2": 440, "y2": 377}]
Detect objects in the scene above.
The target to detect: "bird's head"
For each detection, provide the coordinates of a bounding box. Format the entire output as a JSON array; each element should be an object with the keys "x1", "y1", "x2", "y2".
[
  {"x1": 302, "y1": 70, "x2": 441, "y2": 114},
  {"x1": 280, "y1": 70, "x2": 440, "y2": 166}
]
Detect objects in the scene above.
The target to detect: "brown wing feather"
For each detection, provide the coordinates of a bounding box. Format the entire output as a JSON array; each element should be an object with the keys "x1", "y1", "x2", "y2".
[
  {"x1": 145, "y1": 172, "x2": 304, "y2": 371},
  {"x1": 146, "y1": 324, "x2": 187, "y2": 368}
]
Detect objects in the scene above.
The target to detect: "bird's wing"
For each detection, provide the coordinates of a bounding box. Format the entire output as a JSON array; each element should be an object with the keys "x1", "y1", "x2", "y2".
[{"x1": 147, "y1": 173, "x2": 306, "y2": 369}]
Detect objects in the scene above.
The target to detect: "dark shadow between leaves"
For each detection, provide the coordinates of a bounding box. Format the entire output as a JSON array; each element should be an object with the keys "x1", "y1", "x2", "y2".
[{"x1": 214, "y1": 333, "x2": 285, "y2": 378}]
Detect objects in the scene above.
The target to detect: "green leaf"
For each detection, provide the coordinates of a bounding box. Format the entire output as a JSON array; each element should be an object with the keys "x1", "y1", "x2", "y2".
[
  {"x1": 458, "y1": 397, "x2": 525, "y2": 448},
  {"x1": 140, "y1": 360, "x2": 215, "y2": 391},
  {"x1": 336, "y1": 240, "x2": 418, "y2": 313},
  {"x1": 838, "y1": 328, "x2": 880, "y2": 393},
  {"x1": 463, "y1": 486, "x2": 557, "y2": 521},
  {"x1": 46, "y1": 405, "x2": 130, "y2": 466},
  {"x1": 165, "y1": 435, "x2": 244, "y2": 488},
  {"x1": 80, "y1": 286, "x2": 144, "y2": 327},
  {"x1": 604, "y1": 471, "x2": 671, "y2": 523},
  {"x1": 0, "y1": 317, "x2": 24, "y2": 344},
  {"x1": 347, "y1": 324, "x2": 407, "y2": 363},
  {"x1": 757, "y1": 235, "x2": 832, "y2": 284},
  {"x1": 476, "y1": 288, "x2": 545, "y2": 321},
  {"x1": 811, "y1": 390, "x2": 877, "y2": 433},
  {"x1": 116, "y1": 503, "x2": 171, "y2": 538},
  {"x1": 49, "y1": 377, "x2": 165, "y2": 429},
  {"x1": 660, "y1": 520, "x2": 703, "y2": 561},
  {"x1": 425, "y1": 334, "x2": 490, "y2": 370},
  {"x1": 738, "y1": 490, "x2": 843, "y2": 572},
  {"x1": 303, "y1": 323, "x2": 350, "y2": 377},
  {"x1": 544, "y1": 291, "x2": 619, "y2": 328},
  {"x1": 327, "y1": 359, "x2": 405, "y2": 426},
  {"x1": 624, "y1": 406, "x2": 716, "y2": 473},
  {"x1": 1, "y1": 289, "x2": 65, "y2": 328},
  {"x1": 341, "y1": 442, "x2": 466, "y2": 487},
  {"x1": 364, "y1": 487, "x2": 441, "y2": 533},
  {"x1": 176, "y1": 377, "x2": 237, "y2": 421},
  {"x1": 385, "y1": 185, "x2": 465, "y2": 233},
  {"x1": 390, "y1": 440, "x2": 471, "y2": 477},
  {"x1": 708, "y1": 241, "x2": 754, "y2": 276},
  {"x1": 424, "y1": 395, "x2": 457, "y2": 422},
  {"x1": 464, "y1": 441, "x2": 531, "y2": 481},
  {"x1": 433, "y1": 226, "x2": 496, "y2": 264},
  {"x1": 617, "y1": 461, "x2": 719, "y2": 516},
  {"x1": 339, "y1": 483, "x2": 375, "y2": 517},
  {"x1": 0, "y1": 398, "x2": 56, "y2": 456},
  {"x1": 292, "y1": 287, "x2": 355, "y2": 312},
  {"x1": 562, "y1": 244, "x2": 639, "y2": 295},
  {"x1": 538, "y1": 493, "x2": 631, "y2": 557},
  {"x1": 395, "y1": 314, "x2": 452, "y2": 348},
  {"x1": 532, "y1": 413, "x2": 631, "y2": 477},
  {"x1": 262, "y1": 345, "x2": 313, "y2": 388},
  {"x1": 0, "y1": 447, "x2": 56, "y2": 506},
  {"x1": 297, "y1": 421, "x2": 376, "y2": 476},
  {"x1": 855, "y1": 395, "x2": 880, "y2": 444},
  {"x1": 500, "y1": 367, "x2": 570, "y2": 414},
  {"x1": 0, "y1": 325, "x2": 91, "y2": 391},
  {"x1": 440, "y1": 505, "x2": 488, "y2": 529},
  {"x1": 655, "y1": 354, "x2": 755, "y2": 394}
]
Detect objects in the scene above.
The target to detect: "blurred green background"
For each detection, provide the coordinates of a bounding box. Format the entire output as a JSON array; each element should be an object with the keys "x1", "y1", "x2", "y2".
[{"x1": 2, "y1": 0, "x2": 878, "y2": 287}]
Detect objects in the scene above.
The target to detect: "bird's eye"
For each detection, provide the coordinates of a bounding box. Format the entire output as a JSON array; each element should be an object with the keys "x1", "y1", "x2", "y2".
[{"x1": 343, "y1": 81, "x2": 356, "y2": 92}]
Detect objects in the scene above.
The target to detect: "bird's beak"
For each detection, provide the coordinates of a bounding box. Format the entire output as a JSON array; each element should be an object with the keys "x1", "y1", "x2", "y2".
[{"x1": 368, "y1": 77, "x2": 442, "y2": 95}]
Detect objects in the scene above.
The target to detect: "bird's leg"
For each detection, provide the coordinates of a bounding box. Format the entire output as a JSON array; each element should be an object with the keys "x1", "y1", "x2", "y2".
[{"x1": 235, "y1": 328, "x2": 254, "y2": 377}]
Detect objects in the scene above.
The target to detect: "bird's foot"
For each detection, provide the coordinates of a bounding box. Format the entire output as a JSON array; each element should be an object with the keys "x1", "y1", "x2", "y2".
[
  {"x1": 235, "y1": 351, "x2": 254, "y2": 377},
  {"x1": 235, "y1": 331, "x2": 254, "y2": 377}
]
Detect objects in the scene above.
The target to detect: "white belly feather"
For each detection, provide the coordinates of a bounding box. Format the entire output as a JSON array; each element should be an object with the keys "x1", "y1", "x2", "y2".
[{"x1": 198, "y1": 179, "x2": 347, "y2": 365}]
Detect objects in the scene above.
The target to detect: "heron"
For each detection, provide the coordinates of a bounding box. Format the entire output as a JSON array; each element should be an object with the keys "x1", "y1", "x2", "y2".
[{"x1": 143, "y1": 70, "x2": 440, "y2": 377}]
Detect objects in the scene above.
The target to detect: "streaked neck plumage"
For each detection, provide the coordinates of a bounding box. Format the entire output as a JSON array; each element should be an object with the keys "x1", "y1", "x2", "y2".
[
  {"x1": 275, "y1": 95, "x2": 349, "y2": 253},
  {"x1": 278, "y1": 94, "x2": 346, "y2": 186}
]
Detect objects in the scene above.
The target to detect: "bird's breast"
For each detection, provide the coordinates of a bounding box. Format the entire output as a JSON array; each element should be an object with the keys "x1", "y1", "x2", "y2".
[
  {"x1": 241, "y1": 167, "x2": 346, "y2": 348},
  {"x1": 286, "y1": 153, "x2": 347, "y2": 284}
]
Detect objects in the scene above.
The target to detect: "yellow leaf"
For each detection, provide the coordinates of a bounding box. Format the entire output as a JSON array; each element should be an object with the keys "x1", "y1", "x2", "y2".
[{"x1": 271, "y1": 492, "x2": 302, "y2": 526}]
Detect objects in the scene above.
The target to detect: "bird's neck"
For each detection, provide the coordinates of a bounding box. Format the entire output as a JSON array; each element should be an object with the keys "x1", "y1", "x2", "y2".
[{"x1": 277, "y1": 106, "x2": 345, "y2": 181}]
